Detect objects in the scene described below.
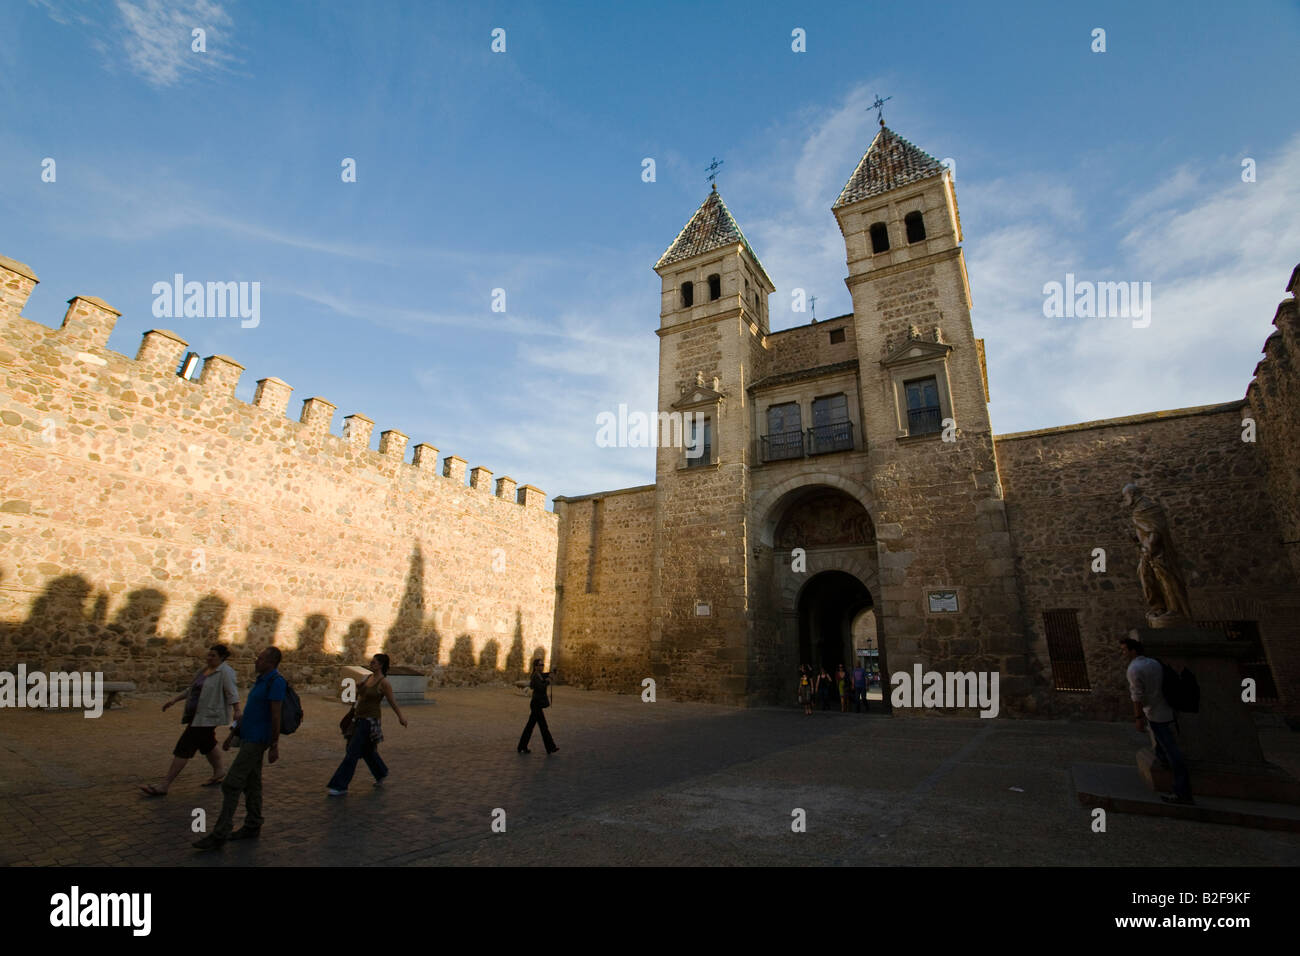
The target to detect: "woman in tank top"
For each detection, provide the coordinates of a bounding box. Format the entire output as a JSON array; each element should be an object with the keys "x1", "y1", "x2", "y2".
[{"x1": 327, "y1": 653, "x2": 408, "y2": 795}]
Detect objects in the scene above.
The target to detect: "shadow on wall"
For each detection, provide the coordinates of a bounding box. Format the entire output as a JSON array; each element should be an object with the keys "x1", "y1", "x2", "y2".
[{"x1": 0, "y1": 541, "x2": 538, "y2": 690}]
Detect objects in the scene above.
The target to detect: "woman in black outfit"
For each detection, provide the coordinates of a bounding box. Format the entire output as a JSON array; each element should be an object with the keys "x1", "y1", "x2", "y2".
[{"x1": 517, "y1": 658, "x2": 558, "y2": 754}]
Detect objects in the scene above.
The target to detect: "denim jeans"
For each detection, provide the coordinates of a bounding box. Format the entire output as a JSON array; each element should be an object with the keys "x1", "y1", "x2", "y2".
[
  {"x1": 327, "y1": 718, "x2": 388, "y2": 791},
  {"x1": 1148, "y1": 719, "x2": 1192, "y2": 799}
]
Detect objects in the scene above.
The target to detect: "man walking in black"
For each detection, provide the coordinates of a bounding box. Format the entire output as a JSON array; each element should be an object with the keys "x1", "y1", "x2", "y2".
[{"x1": 517, "y1": 658, "x2": 558, "y2": 754}]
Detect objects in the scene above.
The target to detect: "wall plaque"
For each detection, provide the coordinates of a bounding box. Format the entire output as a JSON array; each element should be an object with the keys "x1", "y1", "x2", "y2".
[{"x1": 927, "y1": 589, "x2": 959, "y2": 613}]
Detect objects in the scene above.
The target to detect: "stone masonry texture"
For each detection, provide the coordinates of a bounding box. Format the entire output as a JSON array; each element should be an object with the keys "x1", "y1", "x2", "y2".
[
  {"x1": 0, "y1": 262, "x2": 556, "y2": 691},
  {"x1": 2, "y1": 160, "x2": 1298, "y2": 724}
]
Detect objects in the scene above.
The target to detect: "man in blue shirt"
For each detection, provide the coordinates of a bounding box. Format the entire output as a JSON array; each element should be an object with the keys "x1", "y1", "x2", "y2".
[{"x1": 194, "y1": 646, "x2": 285, "y2": 849}]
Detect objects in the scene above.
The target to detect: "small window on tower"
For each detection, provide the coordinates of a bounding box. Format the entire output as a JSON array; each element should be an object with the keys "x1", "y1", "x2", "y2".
[
  {"x1": 708, "y1": 274, "x2": 721, "y2": 300},
  {"x1": 905, "y1": 211, "x2": 926, "y2": 243},
  {"x1": 753, "y1": 290, "x2": 760, "y2": 309},
  {"x1": 904, "y1": 377, "x2": 942, "y2": 435},
  {"x1": 686, "y1": 416, "x2": 712, "y2": 467},
  {"x1": 680, "y1": 281, "x2": 694, "y2": 308},
  {"x1": 869, "y1": 222, "x2": 890, "y2": 253},
  {"x1": 829, "y1": 328, "x2": 845, "y2": 344}
]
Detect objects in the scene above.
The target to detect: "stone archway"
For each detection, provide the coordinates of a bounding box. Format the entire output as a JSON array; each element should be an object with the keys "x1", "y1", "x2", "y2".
[{"x1": 755, "y1": 484, "x2": 883, "y2": 706}]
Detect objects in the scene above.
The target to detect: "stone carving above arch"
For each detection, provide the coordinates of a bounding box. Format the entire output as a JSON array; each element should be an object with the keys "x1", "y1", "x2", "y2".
[
  {"x1": 755, "y1": 473, "x2": 877, "y2": 547},
  {"x1": 774, "y1": 491, "x2": 875, "y2": 549}
]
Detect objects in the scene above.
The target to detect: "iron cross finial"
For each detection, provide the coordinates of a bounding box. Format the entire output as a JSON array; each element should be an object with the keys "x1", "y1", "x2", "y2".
[
  {"x1": 867, "y1": 93, "x2": 892, "y2": 126},
  {"x1": 706, "y1": 157, "x2": 725, "y2": 186}
]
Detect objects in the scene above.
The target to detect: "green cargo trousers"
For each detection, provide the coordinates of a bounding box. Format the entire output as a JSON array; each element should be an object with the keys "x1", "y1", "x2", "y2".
[{"x1": 214, "y1": 740, "x2": 268, "y2": 839}]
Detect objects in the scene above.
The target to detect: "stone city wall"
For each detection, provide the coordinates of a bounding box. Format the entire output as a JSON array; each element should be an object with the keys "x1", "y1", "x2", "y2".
[
  {"x1": 1246, "y1": 266, "x2": 1300, "y2": 583},
  {"x1": 996, "y1": 395, "x2": 1300, "y2": 722},
  {"x1": 552, "y1": 485, "x2": 655, "y2": 693},
  {"x1": 0, "y1": 255, "x2": 558, "y2": 692}
]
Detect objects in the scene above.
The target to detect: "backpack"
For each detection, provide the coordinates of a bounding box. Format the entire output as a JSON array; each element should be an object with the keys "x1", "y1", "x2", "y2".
[
  {"x1": 278, "y1": 678, "x2": 304, "y2": 735},
  {"x1": 1157, "y1": 659, "x2": 1200, "y2": 714}
]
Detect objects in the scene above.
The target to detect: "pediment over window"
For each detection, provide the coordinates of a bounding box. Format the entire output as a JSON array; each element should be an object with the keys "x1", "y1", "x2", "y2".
[
  {"x1": 881, "y1": 337, "x2": 952, "y2": 368},
  {"x1": 673, "y1": 385, "x2": 725, "y2": 409}
]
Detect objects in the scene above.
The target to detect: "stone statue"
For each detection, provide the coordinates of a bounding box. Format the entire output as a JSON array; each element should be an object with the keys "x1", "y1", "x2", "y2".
[{"x1": 1122, "y1": 483, "x2": 1193, "y2": 627}]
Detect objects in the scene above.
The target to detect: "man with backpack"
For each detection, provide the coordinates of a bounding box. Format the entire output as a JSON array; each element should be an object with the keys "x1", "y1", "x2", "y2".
[
  {"x1": 1120, "y1": 637, "x2": 1193, "y2": 805},
  {"x1": 194, "y1": 646, "x2": 289, "y2": 849}
]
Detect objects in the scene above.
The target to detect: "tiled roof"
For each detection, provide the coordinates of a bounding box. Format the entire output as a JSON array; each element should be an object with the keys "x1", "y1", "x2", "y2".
[
  {"x1": 834, "y1": 124, "x2": 945, "y2": 208},
  {"x1": 656, "y1": 186, "x2": 771, "y2": 284}
]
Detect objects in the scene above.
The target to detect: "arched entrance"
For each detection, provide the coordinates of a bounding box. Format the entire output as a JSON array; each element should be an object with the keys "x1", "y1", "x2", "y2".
[
  {"x1": 756, "y1": 482, "x2": 885, "y2": 707},
  {"x1": 798, "y1": 570, "x2": 871, "y2": 674}
]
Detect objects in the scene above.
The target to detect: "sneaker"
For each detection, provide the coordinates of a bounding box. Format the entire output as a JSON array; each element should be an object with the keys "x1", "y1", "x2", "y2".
[
  {"x1": 192, "y1": 835, "x2": 225, "y2": 851},
  {"x1": 229, "y1": 827, "x2": 260, "y2": 841},
  {"x1": 327, "y1": 788, "x2": 346, "y2": 796},
  {"x1": 1160, "y1": 794, "x2": 1195, "y2": 806},
  {"x1": 373, "y1": 777, "x2": 386, "y2": 787}
]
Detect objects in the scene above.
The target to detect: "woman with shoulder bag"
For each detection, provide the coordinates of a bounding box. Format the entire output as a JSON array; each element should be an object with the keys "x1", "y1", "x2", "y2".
[
  {"x1": 327, "y1": 654, "x2": 407, "y2": 795},
  {"x1": 517, "y1": 657, "x2": 558, "y2": 754},
  {"x1": 140, "y1": 644, "x2": 241, "y2": 795}
]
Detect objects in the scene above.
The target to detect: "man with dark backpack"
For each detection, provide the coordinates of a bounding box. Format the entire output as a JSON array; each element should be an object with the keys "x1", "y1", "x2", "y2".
[
  {"x1": 1120, "y1": 637, "x2": 1193, "y2": 805},
  {"x1": 194, "y1": 646, "x2": 288, "y2": 849}
]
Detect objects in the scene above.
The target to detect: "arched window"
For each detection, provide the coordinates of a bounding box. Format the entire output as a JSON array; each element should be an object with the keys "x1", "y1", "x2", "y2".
[
  {"x1": 754, "y1": 290, "x2": 760, "y2": 309},
  {"x1": 708, "y1": 274, "x2": 721, "y2": 300},
  {"x1": 905, "y1": 211, "x2": 926, "y2": 243},
  {"x1": 869, "y1": 222, "x2": 890, "y2": 253},
  {"x1": 680, "y1": 281, "x2": 694, "y2": 308}
]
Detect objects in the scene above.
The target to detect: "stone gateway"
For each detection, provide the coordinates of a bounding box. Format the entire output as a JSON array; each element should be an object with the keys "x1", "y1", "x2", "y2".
[{"x1": 2, "y1": 123, "x2": 1298, "y2": 723}]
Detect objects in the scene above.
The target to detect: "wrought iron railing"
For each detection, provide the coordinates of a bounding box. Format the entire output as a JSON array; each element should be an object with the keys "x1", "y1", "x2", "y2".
[
  {"x1": 807, "y1": 420, "x2": 854, "y2": 455},
  {"x1": 761, "y1": 430, "x2": 804, "y2": 462},
  {"x1": 685, "y1": 443, "x2": 712, "y2": 467},
  {"x1": 907, "y1": 405, "x2": 942, "y2": 435}
]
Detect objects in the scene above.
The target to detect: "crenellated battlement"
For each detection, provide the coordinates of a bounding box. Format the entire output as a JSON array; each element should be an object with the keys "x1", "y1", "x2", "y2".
[
  {"x1": 0, "y1": 254, "x2": 546, "y2": 508},
  {"x1": 1245, "y1": 263, "x2": 1300, "y2": 580},
  {"x1": 0, "y1": 253, "x2": 558, "y2": 692}
]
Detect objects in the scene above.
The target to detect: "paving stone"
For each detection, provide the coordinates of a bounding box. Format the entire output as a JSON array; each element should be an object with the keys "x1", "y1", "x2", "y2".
[{"x1": 0, "y1": 686, "x2": 1297, "y2": 866}]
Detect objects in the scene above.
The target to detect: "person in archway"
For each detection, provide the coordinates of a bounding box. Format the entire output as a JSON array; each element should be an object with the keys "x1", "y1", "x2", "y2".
[
  {"x1": 798, "y1": 664, "x2": 813, "y2": 715},
  {"x1": 816, "y1": 666, "x2": 833, "y2": 711},
  {"x1": 836, "y1": 664, "x2": 849, "y2": 712},
  {"x1": 852, "y1": 660, "x2": 869, "y2": 713}
]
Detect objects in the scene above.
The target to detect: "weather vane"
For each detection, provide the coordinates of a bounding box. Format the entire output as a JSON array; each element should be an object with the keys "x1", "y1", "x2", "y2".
[
  {"x1": 705, "y1": 156, "x2": 725, "y2": 186},
  {"x1": 809, "y1": 295, "x2": 817, "y2": 320},
  {"x1": 867, "y1": 93, "x2": 892, "y2": 126}
]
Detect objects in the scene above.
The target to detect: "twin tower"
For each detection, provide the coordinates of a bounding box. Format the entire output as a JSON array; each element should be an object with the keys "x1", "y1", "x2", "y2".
[{"x1": 636, "y1": 122, "x2": 1030, "y2": 707}]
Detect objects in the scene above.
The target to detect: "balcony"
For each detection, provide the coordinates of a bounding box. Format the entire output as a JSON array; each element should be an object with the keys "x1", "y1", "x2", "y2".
[
  {"x1": 761, "y1": 422, "x2": 858, "y2": 462},
  {"x1": 761, "y1": 430, "x2": 804, "y2": 462},
  {"x1": 907, "y1": 406, "x2": 942, "y2": 436},
  {"x1": 807, "y1": 421, "x2": 854, "y2": 455}
]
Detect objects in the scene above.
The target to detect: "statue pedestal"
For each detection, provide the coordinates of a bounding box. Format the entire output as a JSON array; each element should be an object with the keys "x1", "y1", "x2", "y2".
[{"x1": 1132, "y1": 627, "x2": 1300, "y2": 804}]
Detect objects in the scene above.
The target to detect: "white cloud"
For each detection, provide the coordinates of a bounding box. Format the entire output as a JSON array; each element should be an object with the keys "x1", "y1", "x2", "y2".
[
  {"x1": 971, "y1": 133, "x2": 1300, "y2": 433},
  {"x1": 36, "y1": 0, "x2": 238, "y2": 86},
  {"x1": 115, "y1": 0, "x2": 236, "y2": 86}
]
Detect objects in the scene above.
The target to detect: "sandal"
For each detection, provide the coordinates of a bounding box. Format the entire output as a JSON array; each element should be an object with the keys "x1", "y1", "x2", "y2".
[
  {"x1": 139, "y1": 784, "x2": 167, "y2": 796},
  {"x1": 200, "y1": 776, "x2": 225, "y2": 787}
]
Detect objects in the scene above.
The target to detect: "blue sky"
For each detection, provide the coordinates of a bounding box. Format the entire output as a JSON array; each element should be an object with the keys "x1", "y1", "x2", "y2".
[{"x1": 3, "y1": 0, "x2": 1298, "y2": 500}]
